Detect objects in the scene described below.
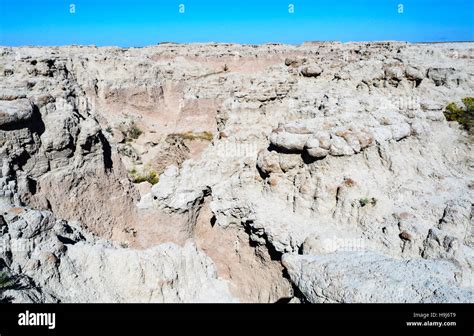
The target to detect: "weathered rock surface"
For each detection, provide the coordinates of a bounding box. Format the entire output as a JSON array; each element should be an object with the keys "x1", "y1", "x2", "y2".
[
  {"x1": 0, "y1": 42, "x2": 473, "y2": 303},
  {"x1": 0, "y1": 99, "x2": 34, "y2": 126},
  {"x1": 282, "y1": 252, "x2": 474, "y2": 303},
  {"x1": 0, "y1": 208, "x2": 235, "y2": 303}
]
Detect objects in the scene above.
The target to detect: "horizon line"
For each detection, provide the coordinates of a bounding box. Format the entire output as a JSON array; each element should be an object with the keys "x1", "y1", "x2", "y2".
[{"x1": 2, "y1": 40, "x2": 474, "y2": 49}]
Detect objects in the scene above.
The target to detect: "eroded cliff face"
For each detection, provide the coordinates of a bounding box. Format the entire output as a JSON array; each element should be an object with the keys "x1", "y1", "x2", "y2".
[{"x1": 0, "y1": 42, "x2": 473, "y2": 303}]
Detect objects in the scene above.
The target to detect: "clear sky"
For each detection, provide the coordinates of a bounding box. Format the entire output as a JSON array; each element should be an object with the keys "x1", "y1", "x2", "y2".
[{"x1": 0, "y1": 0, "x2": 473, "y2": 46}]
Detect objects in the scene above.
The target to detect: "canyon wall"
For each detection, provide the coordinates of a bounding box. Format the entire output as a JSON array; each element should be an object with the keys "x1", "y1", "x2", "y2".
[{"x1": 0, "y1": 42, "x2": 473, "y2": 302}]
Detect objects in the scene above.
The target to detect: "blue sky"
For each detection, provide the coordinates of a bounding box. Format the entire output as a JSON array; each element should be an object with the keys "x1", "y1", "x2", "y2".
[{"x1": 0, "y1": 0, "x2": 473, "y2": 46}]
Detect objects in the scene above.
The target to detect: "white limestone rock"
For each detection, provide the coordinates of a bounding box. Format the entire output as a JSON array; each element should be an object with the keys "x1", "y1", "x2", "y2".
[
  {"x1": 270, "y1": 131, "x2": 309, "y2": 151},
  {"x1": 0, "y1": 98, "x2": 34, "y2": 126},
  {"x1": 282, "y1": 252, "x2": 474, "y2": 303}
]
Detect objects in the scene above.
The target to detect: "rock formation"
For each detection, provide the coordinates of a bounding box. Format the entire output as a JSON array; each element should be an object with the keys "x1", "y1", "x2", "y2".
[{"x1": 0, "y1": 42, "x2": 473, "y2": 303}]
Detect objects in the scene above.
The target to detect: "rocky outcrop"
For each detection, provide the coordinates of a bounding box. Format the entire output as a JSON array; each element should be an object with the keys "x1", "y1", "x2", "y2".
[
  {"x1": 282, "y1": 252, "x2": 474, "y2": 303},
  {"x1": 0, "y1": 99, "x2": 34, "y2": 127},
  {"x1": 0, "y1": 52, "x2": 139, "y2": 239},
  {"x1": 0, "y1": 208, "x2": 235, "y2": 303}
]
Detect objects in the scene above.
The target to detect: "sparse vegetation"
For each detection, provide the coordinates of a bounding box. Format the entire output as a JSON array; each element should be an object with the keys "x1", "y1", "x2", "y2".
[
  {"x1": 171, "y1": 131, "x2": 213, "y2": 142},
  {"x1": 0, "y1": 271, "x2": 15, "y2": 289},
  {"x1": 462, "y1": 97, "x2": 474, "y2": 112},
  {"x1": 127, "y1": 122, "x2": 143, "y2": 140},
  {"x1": 359, "y1": 197, "x2": 377, "y2": 207},
  {"x1": 118, "y1": 144, "x2": 140, "y2": 160},
  {"x1": 129, "y1": 168, "x2": 159, "y2": 185},
  {"x1": 359, "y1": 198, "x2": 369, "y2": 207},
  {"x1": 105, "y1": 126, "x2": 113, "y2": 134},
  {"x1": 444, "y1": 97, "x2": 474, "y2": 133},
  {"x1": 120, "y1": 121, "x2": 143, "y2": 141},
  {"x1": 124, "y1": 227, "x2": 137, "y2": 238},
  {"x1": 344, "y1": 178, "x2": 356, "y2": 187}
]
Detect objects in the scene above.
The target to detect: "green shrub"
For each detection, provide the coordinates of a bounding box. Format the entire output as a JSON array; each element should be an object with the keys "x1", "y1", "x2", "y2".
[
  {"x1": 445, "y1": 102, "x2": 463, "y2": 115},
  {"x1": 127, "y1": 122, "x2": 142, "y2": 140},
  {"x1": 172, "y1": 131, "x2": 213, "y2": 142},
  {"x1": 359, "y1": 197, "x2": 377, "y2": 207},
  {"x1": 0, "y1": 271, "x2": 15, "y2": 289},
  {"x1": 444, "y1": 97, "x2": 474, "y2": 133},
  {"x1": 462, "y1": 97, "x2": 474, "y2": 112},
  {"x1": 120, "y1": 121, "x2": 143, "y2": 141},
  {"x1": 130, "y1": 169, "x2": 159, "y2": 185},
  {"x1": 147, "y1": 171, "x2": 159, "y2": 185}
]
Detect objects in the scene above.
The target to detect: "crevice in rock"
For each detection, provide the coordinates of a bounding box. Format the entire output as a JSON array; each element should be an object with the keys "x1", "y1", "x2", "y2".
[
  {"x1": 57, "y1": 235, "x2": 78, "y2": 245},
  {"x1": 192, "y1": 198, "x2": 293, "y2": 303},
  {"x1": 256, "y1": 162, "x2": 270, "y2": 180},
  {"x1": 281, "y1": 267, "x2": 309, "y2": 304},
  {"x1": 241, "y1": 220, "x2": 306, "y2": 303},
  {"x1": 98, "y1": 131, "x2": 113, "y2": 170},
  {"x1": 301, "y1": 150, "x2": 322, "y2": 164},
  {"x1": 267, "y1": 143, "x2": 301, "y2": 155}
]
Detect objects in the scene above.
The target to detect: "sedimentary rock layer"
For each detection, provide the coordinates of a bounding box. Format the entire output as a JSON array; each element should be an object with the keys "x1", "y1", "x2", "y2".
[{"x1": 0, "y1": 42, "x2": 473, "y2": 303}]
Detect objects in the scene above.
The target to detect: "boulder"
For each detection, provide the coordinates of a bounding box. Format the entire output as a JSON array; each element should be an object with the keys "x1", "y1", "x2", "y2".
[
  {"x1": 0, "y1": 98, "x2": 34, "y2": 127},
  {"x1": 283, "y1": 252, "x2": 474, "y2": 303},
  {"x1": 270, "y1": 131, "x2": 309, "y2": 151},
  {"x1": 300, "y1": 66, "x2": 323, "y2": 77},
  {"x1": 329, "y1": 135, "x2": 354, "y2": 156}
]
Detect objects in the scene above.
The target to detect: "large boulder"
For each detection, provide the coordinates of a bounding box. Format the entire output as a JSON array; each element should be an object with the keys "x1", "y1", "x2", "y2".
[
  {"x1": 300, "y1": 65, "x2": 323, "y2": 77},
  {"x1": 283, "y1": 252, "x2": 474, "y2": 303},
  {"x1": 0, "y1": 98, "x2": 34, "y2": 127}
]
